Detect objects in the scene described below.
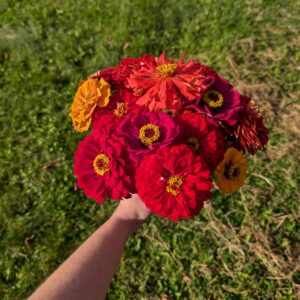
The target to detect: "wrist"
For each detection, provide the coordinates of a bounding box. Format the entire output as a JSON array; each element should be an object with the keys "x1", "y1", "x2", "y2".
[{"x1": 109, "y1": 213, "x2": 144, "y2": 236}]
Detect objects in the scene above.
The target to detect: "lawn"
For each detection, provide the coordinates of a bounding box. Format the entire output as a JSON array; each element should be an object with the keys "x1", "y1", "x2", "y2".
[{"x1": 0, "y1": 0, "x2": 299, "y2": 299}]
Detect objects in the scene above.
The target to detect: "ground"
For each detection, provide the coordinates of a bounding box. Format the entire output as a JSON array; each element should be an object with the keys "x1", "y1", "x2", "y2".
[{"x1": 0, "y1": 0, "x2": 299, "y2": 299}]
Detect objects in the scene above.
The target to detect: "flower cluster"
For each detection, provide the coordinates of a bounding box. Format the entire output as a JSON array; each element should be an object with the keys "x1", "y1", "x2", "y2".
[{"x1": 70, "y1": 51, "x2": 268, "y2": 221}]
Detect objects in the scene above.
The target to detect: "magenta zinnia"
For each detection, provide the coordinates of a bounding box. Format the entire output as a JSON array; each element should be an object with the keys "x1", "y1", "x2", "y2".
[
  {"x1": 116, "y1": 110, "x2": 179, "y2": 162},
  {"x1": 193, "y1": 76, "x2": 242, "y2": 127}
]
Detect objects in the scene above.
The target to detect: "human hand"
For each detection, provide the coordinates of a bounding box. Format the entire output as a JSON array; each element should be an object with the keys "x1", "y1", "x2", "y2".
[{"x1": 113, "y1": 194, "x2": 152, "y2": 222}]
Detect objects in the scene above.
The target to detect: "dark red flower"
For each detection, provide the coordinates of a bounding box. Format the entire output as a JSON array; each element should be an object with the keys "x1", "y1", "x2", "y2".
[
  {"x1": 136, "y1": 145, "x2": 213, "y2": 221},
  {"x1": 90, "y1": 55, "x2": 155, "y2": 89},
  {"x1": 126, "y1": 51, "x2": 217, "y2": 113},
  {"x1": 92, "y1": 89, "x2": 141, "y2": 134},
  {"x1": 116, "y1": 110, "x2": 179, "y2": 162},
  {"x1": 112, "y1": 54, "x2": 156, "y2": 87},
  {"x1": 91, "y1": 67, "x2": 114, "y2": 85},
  {"x1": 74, "y1": 132, "x2": 134, "y2": 203},
  {"x1": 234, "y1": 95, "x2": 269, "y2": 155},
  {"x1": 175, "y1": 110, "x2": 224, "y2": 170}
]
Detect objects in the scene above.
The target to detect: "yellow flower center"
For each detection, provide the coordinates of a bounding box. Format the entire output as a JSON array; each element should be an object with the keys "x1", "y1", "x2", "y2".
[
  {"x1": 203, "y1": 90, "x2": 224, "y2": 108},
  {"x1": 223, "y1": 161, "x2": 240, "y2": 180},
  {"x1": 113, "y1": 102, "x2": 128, "y2": 118},
  {"x1": 156, "y1": 63, "x2": 177, "y2": 79},
  {"x1": 139, "y1": 123, "x2": 160, "y2": 146},
  {"x1": 166, "y1": 175, "x2": 183, "y2": 196},
  {"x1": 187, "y1": 137, "x2": 200, "y2": 152},
  {"x1": 93, "y1": 153, "x2": 110, "y2": 176}
]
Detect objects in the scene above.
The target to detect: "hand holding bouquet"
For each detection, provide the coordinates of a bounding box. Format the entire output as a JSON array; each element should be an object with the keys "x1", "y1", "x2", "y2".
[{"x1": 70, "y1": 51, "x2": 268, "y2": 221}]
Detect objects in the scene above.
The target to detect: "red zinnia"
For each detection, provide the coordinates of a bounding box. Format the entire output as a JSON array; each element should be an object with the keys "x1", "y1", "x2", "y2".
[
  {"x1": 90, "y1": 67, "x2": 114, "y2": 86},
  {"x1": 90, "y1": 55, "x2": 155, "y2": 89},
  {"x1": 175, "y1": 110, "x2": 225, "y2": 170},
  {"x1": 92, "y1": 89, "x2": 140, "y2": 134},
  {"x1": 126, "y1": 51, "x2": 217, "y2": 113},
  {"x1": 136, "y1": 145, "x2": 213, "y2": 221},
  {"x1": 234, "y1": 95, "x2": 269, "y2": 155},
  {"x1": 112, "y1": 54, "x2": 156, "y2": 87},
  {"x1": 74, "y1": 132, "x2": 134, "y2": 203}
]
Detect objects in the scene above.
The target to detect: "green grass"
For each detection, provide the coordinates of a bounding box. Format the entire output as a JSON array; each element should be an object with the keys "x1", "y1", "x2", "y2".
[{"x1": 0, "y1": 0, "x2": 299, "y2": 299}]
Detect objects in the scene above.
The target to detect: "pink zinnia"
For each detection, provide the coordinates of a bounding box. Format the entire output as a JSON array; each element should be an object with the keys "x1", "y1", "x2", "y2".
[
  {"x1": 116, "y1": 110, "x2": 179, "y2": 162},
  {"x1": 126, "y1": 51, "x2": 217, "y2": 113}
]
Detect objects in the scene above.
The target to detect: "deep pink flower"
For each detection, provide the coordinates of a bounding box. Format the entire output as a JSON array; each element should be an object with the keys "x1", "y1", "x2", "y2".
[
  {"x1": 193, "y1": 76, "x2": 243, "y2": 126},
  {"x1": 116, "y1": 110, "x2": 179, "y2": 162},
  {"x1": 126, "y1": 51, "x2": 217, "y2": 113}
]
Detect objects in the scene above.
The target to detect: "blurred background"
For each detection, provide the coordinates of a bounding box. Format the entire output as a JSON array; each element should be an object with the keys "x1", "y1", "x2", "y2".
[{"x1": 0, "y1": 0, "x2": 299, "y2": 299}]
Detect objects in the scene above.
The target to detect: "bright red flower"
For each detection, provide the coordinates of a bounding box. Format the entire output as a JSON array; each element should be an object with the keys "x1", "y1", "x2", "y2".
[
  {"x1": 136, "y1": 145, "x2": 213, "y2": 221},
  {"x1": 126, "y1": 51, "x2": 217, "y2": 113},
  {"x1": 234, "y1": 95, "x2": 269, "y2": 155},
  {"x1": 175, "y1": 110, "x2": 224, "y2": 170},
  {"x1": 74, "y1": 132, "x2": 134, "y2": 204},
  {"x1": 92, "y1": 89, "x2": 141, "y2": 134}
]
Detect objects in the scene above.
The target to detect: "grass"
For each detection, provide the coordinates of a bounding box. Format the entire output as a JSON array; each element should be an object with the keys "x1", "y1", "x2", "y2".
[{"x1": 0, "y1": 0, "x2": 299, "y2": 299}]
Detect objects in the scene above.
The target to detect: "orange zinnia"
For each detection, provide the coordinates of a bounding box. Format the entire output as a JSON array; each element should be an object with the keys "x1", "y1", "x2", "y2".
[
  {"x1": 70, "y1": 78, "x2": 111, "y2": 132},
  {"x1": 214, "y1": 147, "x2": 247, "y2": 194}
]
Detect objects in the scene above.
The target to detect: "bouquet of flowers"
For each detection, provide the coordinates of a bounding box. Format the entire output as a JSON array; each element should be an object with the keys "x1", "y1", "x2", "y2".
[{"x1": 70, "y1": 51, "x2": 268, "y2": 221}]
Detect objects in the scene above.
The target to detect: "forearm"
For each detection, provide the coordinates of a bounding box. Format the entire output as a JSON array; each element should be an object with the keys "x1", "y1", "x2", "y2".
[{"x1": 29, "y1": 211, "x2": 142, "y2": 300}]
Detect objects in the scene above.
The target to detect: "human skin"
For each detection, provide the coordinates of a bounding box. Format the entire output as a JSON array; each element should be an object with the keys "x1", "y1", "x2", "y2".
[{"x1": 29, "y1": 194, "x2": 151, "y2": 300}]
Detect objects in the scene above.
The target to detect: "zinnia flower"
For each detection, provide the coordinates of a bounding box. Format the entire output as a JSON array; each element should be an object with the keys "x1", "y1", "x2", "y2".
[
  {"x1": 136, "y1": 145, "x2": 213, "y2": 221},
  {"x1": 175, "y1": 110, "x2": 224, "y2": 170},
  {"x1": 74, "y1": 132, "x2": 134, "y2": 203},
  {"x1": 194, "y1": 76, "x2": 242, "y2": 126},
  {"x1": 116, "y1": 110, "x2": 179, "y2": 162},
  {"x1": 92, "y1": 89, "x2": 140, "y2": 134},
  {"x1": 234, "y1": 95, "x2": 269, "y2": 155},
  {"x1": 70, "y1": 78, "x2": 111, "y2": 132},
  {"x1": 92, "y1": 67, "x2": 114, "y2": 85},
  {"x1": 126, "y1": 51, "x2": 217, "y2": 113},
  {"x1": 112, "y1": 54, "x2": 156, "y2": 87},
  {"x1": 214, "y1": 147, "x2": 247, "y2": 193},
  {"x1": 91, "y1": 55, "x2": 156, "y2": 88}
]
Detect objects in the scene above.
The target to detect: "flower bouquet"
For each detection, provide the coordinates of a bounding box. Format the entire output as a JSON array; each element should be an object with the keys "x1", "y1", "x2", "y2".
[{"x1": 70, "y1": 51, "x2": 268, "y2": 221}]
